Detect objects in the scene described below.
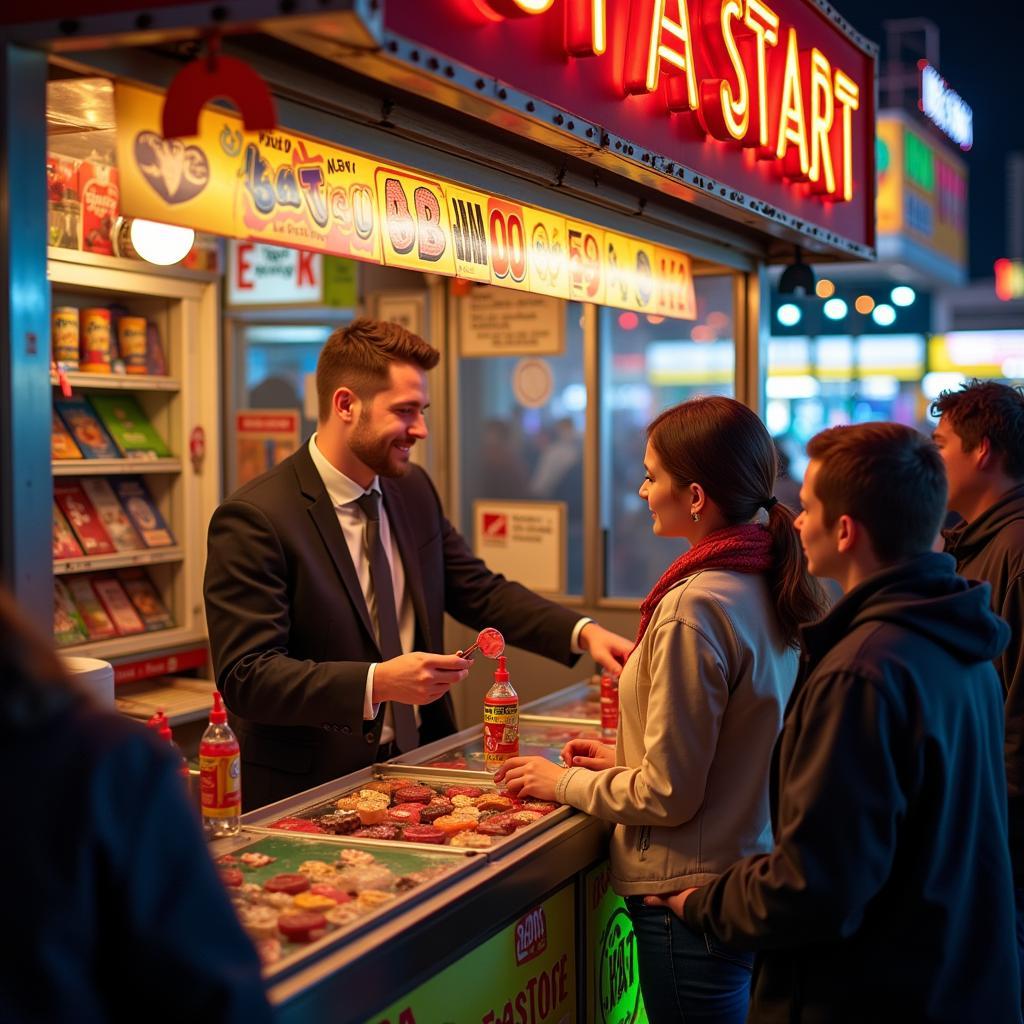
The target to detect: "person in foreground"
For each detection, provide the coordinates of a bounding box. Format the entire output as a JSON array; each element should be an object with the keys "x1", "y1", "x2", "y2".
[
  {"x1": 0, "y1": 586, "x2": 271, "y2": 1023},
  {"x1": 497, "y1": 396, "x2": 826, "y2": 1023},
  {"x1": 205, "y1": 317, "x2": 632, "y2": 808},
  {"x1": 932, "y1": 378, "x2": 1024, "y2": 990},
  {"x1": 663, "y1": 422, "x2": 1020, "y2": 1022}
]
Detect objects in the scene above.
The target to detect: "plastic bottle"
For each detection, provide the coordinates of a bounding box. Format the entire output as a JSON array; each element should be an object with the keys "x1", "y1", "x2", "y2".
[
  {"x1": 483, "y1": 655, "x2": 519, "y2": 772},
  {"x1": 146, "y1": 708, "x2": 189, "y2": 780},
  {"x1": 199, "y1": 692, "x2": 241, "y2": 838}
]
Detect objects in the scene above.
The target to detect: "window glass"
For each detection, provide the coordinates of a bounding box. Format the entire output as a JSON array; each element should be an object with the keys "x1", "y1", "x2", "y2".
[
  {"x1": 601, "y1": 275, "x2": 735, "y2": 598},
  {"x1": 458, "y1": 298, "x2": 585, "y2": 595}
]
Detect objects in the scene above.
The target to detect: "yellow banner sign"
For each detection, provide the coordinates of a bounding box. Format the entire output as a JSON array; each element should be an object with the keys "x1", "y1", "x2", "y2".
[{"x1": 116, "y1": 83, "x2": 695, "y2": 318}]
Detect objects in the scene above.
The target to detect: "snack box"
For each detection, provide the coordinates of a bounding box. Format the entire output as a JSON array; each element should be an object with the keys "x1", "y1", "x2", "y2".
[
  {"x1": 209, "y1": 831, "x2": 480, "y2": 979},
  {"x1": 394, "y1": 720, "x2": 607, "y2": 771},
  {"x1": 519, "y1": 679, "x2": 602, "y2": 725},
  {"x1": 243, "y1": 766, "x2": 573, "y2": 857}
]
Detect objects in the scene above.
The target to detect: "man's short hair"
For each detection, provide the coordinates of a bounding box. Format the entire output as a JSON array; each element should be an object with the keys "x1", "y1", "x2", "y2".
[
  {"x1": 806, "y1": 422, "x2": 947, "y2": 564},
  {"x1": 930, "y1": 378, "x2": 1024, "y2": 479},
  {"x1": 316, "y1": 317, "x2": 440, "y2": 422}
]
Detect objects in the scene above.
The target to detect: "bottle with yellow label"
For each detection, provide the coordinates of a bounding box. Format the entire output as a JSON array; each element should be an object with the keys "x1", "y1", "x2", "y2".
[
  {"x1": 199, "y1": 691, "x2": 241, "y2": 838},
  {"x1": 483, "y1": 655, "x2": 519, "y2": 772}
]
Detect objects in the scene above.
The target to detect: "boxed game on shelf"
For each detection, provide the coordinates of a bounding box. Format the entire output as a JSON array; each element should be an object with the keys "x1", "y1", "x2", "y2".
[
  {"x1": 53, "y1": 478, "x2": 115, "y2": 555},
  {"x1": 110, "y1": 477, "x2": 175, "y2": 546},
  {"x1": 52, "y1": 566, "x2": 175, "y2": 647},
  {"x1": 54, "y1": 396, "x2": 120, "y2": 459},
  {"x1": 52, "y1": 410, "x2": 84, "y2": 460},
  {"x1": 89, "y1": 393, "x2": 171, "y2": 459},
  {"x1": 53, "y1": 476, "x2": 174, "y2": 553}
]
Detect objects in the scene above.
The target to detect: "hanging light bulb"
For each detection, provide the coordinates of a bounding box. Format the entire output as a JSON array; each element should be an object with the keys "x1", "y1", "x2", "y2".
[{"x1": 112, "y1": 216, "x2": 195, "y2": 266}]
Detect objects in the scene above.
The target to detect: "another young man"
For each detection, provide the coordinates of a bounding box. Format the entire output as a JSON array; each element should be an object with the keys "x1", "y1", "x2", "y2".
[
  {"x1": 651, "y1": 422, "x2": 1019, "y2": 1021},
  {"x1": 933, "y1": 378, "x2": 1024, "y2": 981},
  {"x1": 204, "y1": 318, "x2": 632, "y2": 808}
]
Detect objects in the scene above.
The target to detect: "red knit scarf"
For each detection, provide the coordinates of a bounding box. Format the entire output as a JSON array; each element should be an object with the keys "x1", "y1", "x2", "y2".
[{"x1": 634, "y1": 523, "x2": 774, "y2": 648}]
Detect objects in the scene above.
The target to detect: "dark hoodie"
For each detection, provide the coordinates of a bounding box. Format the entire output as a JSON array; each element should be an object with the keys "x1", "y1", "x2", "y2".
[
  {"x1": 683, "y1": 552, "x2": 1019, "y2": 1023},
  {"x1": 945, "y1": 481, "x2": 1024, "y2": 884}
]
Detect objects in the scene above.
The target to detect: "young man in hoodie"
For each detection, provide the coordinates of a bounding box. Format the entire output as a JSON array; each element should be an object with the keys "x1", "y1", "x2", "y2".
[
  {"x1": 648, "y1": 422, "x2": 1019, "y2": 1022},
  {"x1": 932, "y1": 378, "x2": 1024, "y2": 984}
]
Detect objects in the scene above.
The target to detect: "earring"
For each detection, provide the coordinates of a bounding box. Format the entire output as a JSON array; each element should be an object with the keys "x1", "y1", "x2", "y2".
[{"x1": 691, "y1": 510, "x2": 701, "y2": 522}]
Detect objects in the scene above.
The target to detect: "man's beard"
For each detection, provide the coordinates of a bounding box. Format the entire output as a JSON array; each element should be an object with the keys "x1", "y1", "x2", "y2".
[{"x1": 349, "y1": 416, "x2": 410, "y2": 479}]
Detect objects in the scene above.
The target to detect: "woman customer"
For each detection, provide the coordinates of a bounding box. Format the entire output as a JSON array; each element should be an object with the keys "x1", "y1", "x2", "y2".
[
  {"x1": 496, "y1": 396, "x2": 826, "y2": 1024},
  {"x1": 0, "y1": 586, "x2": 272, "y2": 1023}
]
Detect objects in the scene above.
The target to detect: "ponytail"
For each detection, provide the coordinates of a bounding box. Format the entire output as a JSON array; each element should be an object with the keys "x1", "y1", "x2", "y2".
[{"x1": 764, "y1": 501, "x2": 829, "y2": 647}]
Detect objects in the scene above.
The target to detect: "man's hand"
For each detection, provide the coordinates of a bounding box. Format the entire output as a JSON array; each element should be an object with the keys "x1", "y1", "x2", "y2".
[
  {"x1": 643, "y1": 888, "x2": 699, "y2": 919},
  {"x1": 560, "y1": 738, "x2": 616, "y2": 770},
  {"x1": 372, "y1": 652, "x2": 472, "y2": 706},
  {"x1": 493, "y1": 756, "x2": 567, "y2": 802},
  {"x1": 579, "y1": 622, "x2": 634, "y2": 674}
]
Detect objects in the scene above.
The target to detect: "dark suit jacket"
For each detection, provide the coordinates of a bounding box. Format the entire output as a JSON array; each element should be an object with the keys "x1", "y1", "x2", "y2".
[{"x1": 204, "y1": 442, "x2": 583, "y2": 809}]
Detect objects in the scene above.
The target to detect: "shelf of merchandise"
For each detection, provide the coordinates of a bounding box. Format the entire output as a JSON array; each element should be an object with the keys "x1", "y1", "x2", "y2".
[
  {"x1": 53, "y1": 457, "x2": 182, "y2": 476},
  {"x1": 65, "y1": 625, "x2": 210, "y2": 663},
  {"x1": 49, "y1": 248, "x2": 221, "y2": 677},
  {"x1": 50, "y1": 370, "x2": 181, "y2": 392},
  {"x1": 54, "y1": 545, "x2": 184, "y2": 576}
]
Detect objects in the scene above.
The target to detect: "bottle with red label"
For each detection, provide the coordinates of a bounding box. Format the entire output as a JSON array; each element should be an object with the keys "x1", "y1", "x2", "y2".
[
  {"x1": 199, "y1": 691, "x2": 241, "y2": 838},
  {"x1": 483, "y1": 655, "x2": 519, "y2": 772},
  {"x1": 146, "y1": 707, "x2": 189, "y2": 781}
]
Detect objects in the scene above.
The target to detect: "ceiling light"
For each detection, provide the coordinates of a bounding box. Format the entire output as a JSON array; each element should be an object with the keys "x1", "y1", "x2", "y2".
[
  {"x1": 854, "y1": 295, "x2": 875, "y2": 314},
  {"x1": 823, "y1": 297, "x2": 848, "y2": 320},
  {"x1": 872, "y1": 303, "x2": 897, "y2": 326},
  {"x1": 815, "y1": 278, "x2": 835, "y2": 299},
  {"x1": 112, "y1": 216, "x2": 195, "y2": 266},
  {"x1": 778, "y1": 248, "x2": 815, "y2": 296},
  {"x1": 776, "y1": 303, "x2": 802, "y2": 327},
  {"x1": 891, "y1": 285, "x2": 916, "y2": 307}
]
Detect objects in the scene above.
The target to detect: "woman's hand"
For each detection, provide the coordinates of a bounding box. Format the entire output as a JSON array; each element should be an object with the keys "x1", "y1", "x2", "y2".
[
  {"x1": 643, "y1": 888, "x2": 699, "y2": 919},
  {"x1": 560, "y1": 739, "x2": 616, "y2": 771},
  {"x1": 493, "y1": 756, "x2": 566, "y2": 802}
]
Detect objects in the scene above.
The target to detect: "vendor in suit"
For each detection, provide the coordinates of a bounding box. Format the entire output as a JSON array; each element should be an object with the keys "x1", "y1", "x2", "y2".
[{"x1": 204, "y1": 317, "x2": 633, "y2": 809}]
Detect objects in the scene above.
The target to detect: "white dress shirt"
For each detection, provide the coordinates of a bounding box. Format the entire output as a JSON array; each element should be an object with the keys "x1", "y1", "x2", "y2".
[{"x1": 308, "y1": 434, "x2": 414, "y2": 742}]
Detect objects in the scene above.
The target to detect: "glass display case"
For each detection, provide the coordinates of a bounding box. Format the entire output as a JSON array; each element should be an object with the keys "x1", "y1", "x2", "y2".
[
  {"x1": 213, "y1": 830, "x2": 481, "y2": 979},
  {"x1": 240, "y1": 764, "x2": 573, "y2": 856}
]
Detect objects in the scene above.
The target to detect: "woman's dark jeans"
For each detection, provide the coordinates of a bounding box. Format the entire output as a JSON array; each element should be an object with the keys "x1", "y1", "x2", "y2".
[{"x1": 626, "y1": 895, "x2": 753, "y2": 1023}]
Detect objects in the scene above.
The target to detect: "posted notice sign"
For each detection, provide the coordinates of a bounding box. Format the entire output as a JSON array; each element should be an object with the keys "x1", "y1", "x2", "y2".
[
  {"x1": 474, "y1": 500, "x2": 565, "y2": 594},
  {"x1": 235, "y1": 410, "x2": 300, "y2": 487}
]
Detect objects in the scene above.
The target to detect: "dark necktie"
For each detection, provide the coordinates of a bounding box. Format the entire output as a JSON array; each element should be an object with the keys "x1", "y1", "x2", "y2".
[{"x1": 355, "y1": 490, "x2": 419, "y2": 753}]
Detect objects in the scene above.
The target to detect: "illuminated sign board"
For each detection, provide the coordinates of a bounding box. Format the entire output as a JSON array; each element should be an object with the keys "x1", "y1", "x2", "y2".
[
  {"x1": 875, "y1": 112, "x2": 967, "y2": 285},
  {"x1": 115, "y1": 83, "x2": 696, "y2": 318},
  {"x1": 995, "y1": 259, "x2": 1024, "y2": 302},
  {"x1": 919, "y1": 62, "x2": 973, "y2": 152},
  {"x1": 382, "y1": 0, "x2": 876, "y2": 255}
]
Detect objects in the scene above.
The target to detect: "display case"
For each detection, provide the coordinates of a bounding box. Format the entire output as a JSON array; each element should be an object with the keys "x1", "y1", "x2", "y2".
[
  {"x1": 48, "y1": 248, "x2": 220, "y2": 674},
  {"x1": 241, "y1": 763, "x2": 573, "y2": 856},
  {"x1": 520, "y1": 678, "x2": 602, "y2": 725},
  {"x1": 213, "y1": 699, "x2": 644, "y2": 1023},
  {"x1": 212, "y1": 830, "x2": 483, "y2": 981},
  {"x1": 221, "y1": 785, "x2": 604, "y2": 1022}
]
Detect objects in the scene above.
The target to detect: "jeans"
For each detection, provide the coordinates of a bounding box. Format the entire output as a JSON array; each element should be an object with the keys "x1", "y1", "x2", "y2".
[{"x1": 626, "y1": 896, "x2": 753, "y2": 1024}]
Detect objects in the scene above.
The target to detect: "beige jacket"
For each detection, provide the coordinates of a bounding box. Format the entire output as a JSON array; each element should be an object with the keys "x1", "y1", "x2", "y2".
[{"x1": 556, "y1": 569, "x2": 798, "y2": 896}]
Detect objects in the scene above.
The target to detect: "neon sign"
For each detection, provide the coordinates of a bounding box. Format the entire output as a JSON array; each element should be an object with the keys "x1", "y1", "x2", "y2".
[
  {"x1": 995, "y1": 259, "x2": 1024, "y2": 302},
  {"x1": 919, "y1": 63, "x2": 972, "y2": 152},
  {"x1": 474, "y1": 0, "x2": 862, "y2": 202}
]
